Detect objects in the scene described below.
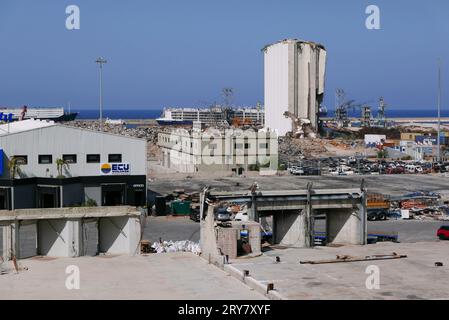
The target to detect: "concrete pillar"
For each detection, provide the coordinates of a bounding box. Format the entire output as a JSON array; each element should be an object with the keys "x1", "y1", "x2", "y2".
[
  {"x1": 10, "y1": 221, "x2": 19, "y2": 259},
  {"x1": 1, "y1": 222, "x2": 17, "y2": 260},
  {"x1": 217, "y1": 228, "x2": 238, "y2": 259},
  {"x1": 0, "y1": 224, "x2": 5, "y2": 260},
  {"x1": 248, "y1": 223, "x2": 261, "y2": 255},
  {"x1": 326, "y1": 209, "x2": 362, "y2": 245},
  {"x1": 274, "y1": 210, "x2": 310, "y2": 247},
  {"x1": 200, "y1": 205, "x2": 220, "y2": 262}
]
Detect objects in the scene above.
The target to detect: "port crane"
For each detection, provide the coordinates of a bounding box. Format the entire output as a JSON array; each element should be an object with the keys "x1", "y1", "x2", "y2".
[
  {"x1": 334, "y1": 89, "x2": 364, "y2": 127},
  {"x1": 334, "y1": 89, "x2": 387, "y2": 128}
]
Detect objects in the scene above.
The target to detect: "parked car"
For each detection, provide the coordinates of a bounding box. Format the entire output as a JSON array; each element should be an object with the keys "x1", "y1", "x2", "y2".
[
  {"x1": 437, "y1": 226, "x2": 449, "y2": 240},
  {"x1": 189, "y1": 208, "x2": 200, "y2": 222},
  {"x1": 215, "y1": 208, "x2": 231, "y2": 221},
  {"x1": 288, "y1": 166, "x2": 305, "y2": 175}
]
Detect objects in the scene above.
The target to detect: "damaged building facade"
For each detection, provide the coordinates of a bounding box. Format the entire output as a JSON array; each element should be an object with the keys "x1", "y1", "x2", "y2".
[
  {"x1": 158, "y1": 127, "x2": 278, "y2": 174},
  {"x1": 263, "y1": 39, "x2": 327, "y2": 136}
]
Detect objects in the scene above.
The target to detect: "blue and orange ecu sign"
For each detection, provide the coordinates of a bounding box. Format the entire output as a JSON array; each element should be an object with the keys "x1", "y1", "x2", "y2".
[
  {"x1": 101, "y1": 163, "x2": 130, "y2": 175},
  {"x1": 101, "y1": 163, "x2": 112, "y2": 174}
]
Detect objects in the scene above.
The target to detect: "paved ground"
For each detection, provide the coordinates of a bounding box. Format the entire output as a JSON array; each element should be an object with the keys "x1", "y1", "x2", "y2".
[
  {"x1": 143, "y1": 216, "x2": 200, "y2": 243},
  {"x1": 0, "y1": 252, "x2": 265, "y2": 300},
  {"x1": 144, "y1": 216, "x2": 445, "y2": 244},
  {"x1": 228, "y1": 241, "x2": 449, "y2": 300},
  {"x1": 148, "y1": 174, "x2": 449, "y2": 197}
]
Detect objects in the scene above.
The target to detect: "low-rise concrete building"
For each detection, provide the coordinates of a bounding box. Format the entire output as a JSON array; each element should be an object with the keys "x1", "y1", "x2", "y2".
[
  {"x1": 158, "y1": 127, "x2": 278, "y2": 174},
  {"x1": 0, "y1": 120, "x2": 147, "y2": 209},
  {"x1": 0, "y1": 206, "x2": 142, "y2": 259}
]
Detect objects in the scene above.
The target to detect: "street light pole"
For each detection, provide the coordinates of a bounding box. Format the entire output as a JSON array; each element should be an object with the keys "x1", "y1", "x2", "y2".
[
  {"x1": 437, "y1": 58, "x2": 442, "y2": 162},
  {"x1": 95, "y1": 57, "x2": 107, "y2": 131}
]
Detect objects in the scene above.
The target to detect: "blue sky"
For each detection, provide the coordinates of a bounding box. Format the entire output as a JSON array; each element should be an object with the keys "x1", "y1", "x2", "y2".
[{"x1": 0, "y1": 0, "x2": 448, "y2": 110}]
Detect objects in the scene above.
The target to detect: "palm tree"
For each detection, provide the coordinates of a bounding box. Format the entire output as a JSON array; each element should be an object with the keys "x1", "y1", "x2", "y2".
[
  {"x1": 8, "y1": 157, "x2": 22, "y2": 179},
  {"x1": 56, "y1": 158, "x2": 70, "y2": 178}
]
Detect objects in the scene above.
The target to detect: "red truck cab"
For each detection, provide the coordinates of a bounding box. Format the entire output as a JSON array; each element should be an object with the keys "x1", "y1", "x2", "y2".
[{"x1": 437, "y1": 226, "x2": 449, "y2": 240}]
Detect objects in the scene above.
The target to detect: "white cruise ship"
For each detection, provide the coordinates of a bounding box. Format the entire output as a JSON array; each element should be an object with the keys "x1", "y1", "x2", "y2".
[
  {"x1": 0, "y1": 106, "x2": 78, "y2": 122},
  {"x1": 156, "y1": 106, "x2": 264, "y2": 126}
]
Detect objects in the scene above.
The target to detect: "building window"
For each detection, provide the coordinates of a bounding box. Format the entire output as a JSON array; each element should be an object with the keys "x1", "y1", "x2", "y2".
[
  {"x1": 108, "y1": 154, "x2": 122, "y2": 163},
  {"x1": 13, "y1": 155, "x2": 28, "y2": 165},
  {"x1": 244, "y1": 143, "x2": 250, "y2": 149},
  {"x1": 259, "y1": 143, "x2": 269, "y2": 149},
  {"x1": 63, "y1": 154, "x2": 77, "y2": 164},
  {"x1": 86, "y1": 154, "x2": 101, "y2": 163},
  {"x1": 38, "y1": 155, "x2": 52, "y2": 164}
]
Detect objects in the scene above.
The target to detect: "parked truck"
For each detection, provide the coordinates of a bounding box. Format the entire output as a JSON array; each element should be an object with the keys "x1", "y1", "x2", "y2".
[{"x1": 367, "y1": 193, "x2": 390, "y2": 221}]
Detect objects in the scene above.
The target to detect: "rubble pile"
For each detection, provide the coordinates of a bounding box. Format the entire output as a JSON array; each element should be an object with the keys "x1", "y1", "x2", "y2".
[
  {"x1": 66, "y1": 121, "x2": 164, "y2": 144},
  {"x1": 390, "y1": 191, "x2": 449, "y2": 221},
  {"x1": 151, "y1": 240, "x2": 201, "y2": 255},
  {"x1": 279, "y1": 137, "x2": 327, "y2": 162}
]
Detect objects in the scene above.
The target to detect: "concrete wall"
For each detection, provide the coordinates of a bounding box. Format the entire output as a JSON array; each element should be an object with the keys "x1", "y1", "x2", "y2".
[
  {"x1": 99, "y1": 216, "x2": 141, "y2": 255},
  {"x1": 0, "y1": 125, "x2": 146, "y2": 179},
  {"x1": 326, "y1": 209, "x2": 362, "y2": 245},
  {"x1": 38, "y1": 219, "x2": 80, "y2": 257},
  {"x1": 0, "y1": 224, "x2": 3, "y2": 258},
  {"x1": 274, "y1": 210, "x2": 309, "y2": 247},
  {"x1": 1, "y1": 207, "x2": 142, "y2": 259}
]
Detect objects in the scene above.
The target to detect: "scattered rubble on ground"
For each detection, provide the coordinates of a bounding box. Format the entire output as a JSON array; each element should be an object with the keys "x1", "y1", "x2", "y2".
[
  {"x1": 389, "y1": 191, "x2": 449, "y2": 221},
  {"x1": 278, "y1": 136, "x2": 364, "y2": 162},
  {"x1": 151, "y1": 240, "x2": 201, "y2": 255},
  {"x1": 65, "y1": 121, "x2": 163, "y2": 144}
]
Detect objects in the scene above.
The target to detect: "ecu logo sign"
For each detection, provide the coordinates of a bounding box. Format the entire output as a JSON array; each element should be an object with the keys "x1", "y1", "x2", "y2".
[{"x1": 101, "y1": 163, "x2": 130, "y2": 175}]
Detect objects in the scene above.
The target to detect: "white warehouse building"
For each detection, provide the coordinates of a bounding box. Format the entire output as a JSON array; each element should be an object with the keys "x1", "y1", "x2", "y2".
[
  {"x1": 263, "y1": 39, "x2": 327, "y2": 136},
  {"x1": 0, "y1": 120, "x2": 147, "y2": 209}
]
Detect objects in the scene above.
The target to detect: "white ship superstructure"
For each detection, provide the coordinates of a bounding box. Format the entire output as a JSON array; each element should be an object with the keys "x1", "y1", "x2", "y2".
[{"x1": 158, "y1": 106, "x2": 265, "y2": 126}]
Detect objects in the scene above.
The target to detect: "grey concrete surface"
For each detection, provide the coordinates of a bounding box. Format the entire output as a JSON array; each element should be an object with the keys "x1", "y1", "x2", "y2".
[
  {"x1": 148, "y1": 174, "x2": 449, "y2": 197},
  {"x1": 143, "y1": 216, "x2": 445, "y2": 244},
  {"x1": 228, "y1": 241, "x2": 449, "y2": 300},
  {"x1": 0, "y1": 253, "x2": 265, "y2": 300},
  {"x1": 143, "y1": 216, "x2": 200, "y2": 243}
]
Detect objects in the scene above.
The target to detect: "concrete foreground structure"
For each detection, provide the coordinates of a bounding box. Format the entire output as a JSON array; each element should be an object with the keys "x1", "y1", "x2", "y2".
[
  {"x1": 147, "y1": 174, "x2": 449, "y2": 199},
  {"x1": 0, "y1": 253, "x2": 265, "y2": 300},
  {"x1": 0, "y1": 206, "x2": 142, "y2": 260},
  {"x1": 200, "y1": 187, "x2": 367, "y2": 265},
  {"x1": 226, "y1": 241, "x2": 449, "y2": 300}
]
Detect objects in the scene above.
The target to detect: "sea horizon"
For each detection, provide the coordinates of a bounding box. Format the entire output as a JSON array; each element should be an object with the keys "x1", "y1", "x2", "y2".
[{"x1": 72, "y1": 108, "x2": 449, "y2": 120}]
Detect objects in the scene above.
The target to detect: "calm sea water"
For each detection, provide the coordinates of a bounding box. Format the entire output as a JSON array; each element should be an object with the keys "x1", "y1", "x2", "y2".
[
  {"x1": 73, "y1": 108, "x2": 449, "y2": 120},
  {"x1": 75, "y1": 109, "x2": 162, "y2": 119}
]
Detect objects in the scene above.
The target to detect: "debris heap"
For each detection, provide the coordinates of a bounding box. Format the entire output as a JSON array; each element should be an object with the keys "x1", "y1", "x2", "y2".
[{"x1": 151, "y1": 240, "x2": 201, "y2": 255}]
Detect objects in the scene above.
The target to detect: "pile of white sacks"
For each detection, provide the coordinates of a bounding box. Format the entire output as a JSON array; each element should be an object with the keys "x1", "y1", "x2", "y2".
[{"x1": 151, "y1": 240, "x2": 201, "y2": 255}]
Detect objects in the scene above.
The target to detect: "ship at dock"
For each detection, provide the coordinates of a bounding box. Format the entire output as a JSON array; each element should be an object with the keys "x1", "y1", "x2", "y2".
[
  {"x1": 156, "y1": 106, "x2": 265, "y2": 126},
  {"x1": 0, "y1": 106, "x2": 78, "y2": 122}
]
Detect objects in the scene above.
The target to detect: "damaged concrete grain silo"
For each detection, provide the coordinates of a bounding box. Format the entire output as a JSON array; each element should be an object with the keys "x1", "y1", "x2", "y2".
[{"x1": 263, "y1": 39, "x2": 327, "y2": 136}]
